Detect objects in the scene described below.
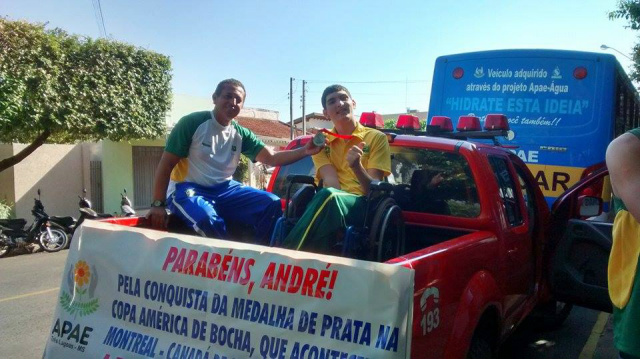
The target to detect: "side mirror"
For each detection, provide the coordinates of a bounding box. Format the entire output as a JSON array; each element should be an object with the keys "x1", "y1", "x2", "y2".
[{"x1": 578, "y1": 195, "x2": 602, "y2": 217}]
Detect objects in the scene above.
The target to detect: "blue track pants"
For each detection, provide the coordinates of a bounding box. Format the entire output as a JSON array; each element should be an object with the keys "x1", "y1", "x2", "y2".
[{"x1": 168, "y1": 181, "x2": 282, "y2": 244}]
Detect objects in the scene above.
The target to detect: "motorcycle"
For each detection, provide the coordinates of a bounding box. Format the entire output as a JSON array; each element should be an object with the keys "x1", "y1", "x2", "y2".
[
  {"x1": 75, "y1": 189, "x2": 114, "y2": 229},
  {"x1": 0, "y1": 190, "x2": 69, "y2": 257},
  {"x1": 120, "y1": 189, "x2": 136, "y2": 217},
  {"x1": 74, "y1": 189, "x2": 135, "y2": 231}
]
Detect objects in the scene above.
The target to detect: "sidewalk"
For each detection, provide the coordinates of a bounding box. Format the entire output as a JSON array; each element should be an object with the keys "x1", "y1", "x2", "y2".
[{"x1": 593, "y1": 314, "x2": 617, "y2": 359}]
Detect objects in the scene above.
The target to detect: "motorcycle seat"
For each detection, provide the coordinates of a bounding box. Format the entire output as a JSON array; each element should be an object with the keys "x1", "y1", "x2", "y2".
[
  {"x1": 50, "y1": 216, "x2": 76, "y2": 227},
  {"x1": 79, "y1": 208, "x2": 113, "y2": 219},
  {"x1": 0, "y1": 218, "x2": 27, "y2": 230}
]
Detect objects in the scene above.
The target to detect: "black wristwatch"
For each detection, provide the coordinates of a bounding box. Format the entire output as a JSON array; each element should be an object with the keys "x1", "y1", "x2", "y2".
[{"x1": 151, "y1": 200, "x2": 166, "y2": 208}]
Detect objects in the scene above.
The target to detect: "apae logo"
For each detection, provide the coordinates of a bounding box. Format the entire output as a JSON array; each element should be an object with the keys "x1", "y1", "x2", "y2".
[
  {"x1": 51, "y1": 260, "x2": 99, "y2": 351},
  {"x1": 60, "y1": 260, "x2": 100, "y2": 317}
]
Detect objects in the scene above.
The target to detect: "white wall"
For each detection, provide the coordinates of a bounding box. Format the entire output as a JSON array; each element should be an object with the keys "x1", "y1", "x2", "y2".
[{"x1": 11, "y1": 143, "x2": 86, "y2": 220}]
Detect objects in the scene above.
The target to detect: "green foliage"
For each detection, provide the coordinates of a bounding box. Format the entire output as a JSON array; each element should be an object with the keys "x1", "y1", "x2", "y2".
[
  {"x1": 233, "y1": 154, "x2": 250, "y2": 183},
  {"x1": 0, "y1": 17, "x2": 172, "y2": 145},
  {"x1": 609, "y1": 0, "x2": 640, "y2": 30},
  {"x1": 609, "y1": 1, "x2": 640, "y2": 82},
  {"x1": 383, "y1": 119, "x2": 396, "y2": 129},
  {"x1": 0, "y1": 200, "x2": 12, "y2": 219}
]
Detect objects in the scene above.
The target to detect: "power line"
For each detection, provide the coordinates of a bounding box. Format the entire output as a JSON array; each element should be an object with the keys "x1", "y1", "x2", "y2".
[
  {"x1": 97, "y1": 0, "x2": 107, "y2": 37},
  {"x1": 305, "y1": 79, "x2": 429, "y2": 84},
  {"x1": 307, "y1": 91, "x2": 430, "y2": 96},
  {"x1": 91, "y1": 0, "x2": 107, "y2": 37}
]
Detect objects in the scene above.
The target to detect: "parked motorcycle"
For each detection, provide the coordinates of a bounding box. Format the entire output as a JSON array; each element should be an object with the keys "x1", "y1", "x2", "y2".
[
  {"x1": 74, "y1": 189, "x2": 135, "y2": 231},
  {"x1": 120, "y1": 189, "x2": 136, "y2": 217},
  {"x1": 0, "y1": 190, "x2": 69, "y2": 257},
  {"x1": 75, "y1": 189, "x2": 113, "y2": 229}
]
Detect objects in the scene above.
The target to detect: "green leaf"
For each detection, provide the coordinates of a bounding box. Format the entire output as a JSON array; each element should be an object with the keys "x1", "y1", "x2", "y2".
[{"x1": 0, "y1": 16, "x2": 172, "y2": 148}]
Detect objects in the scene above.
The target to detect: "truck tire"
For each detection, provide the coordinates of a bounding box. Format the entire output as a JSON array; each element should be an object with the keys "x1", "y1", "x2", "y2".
[
  {"x1": 467, "y1": 333, "x2": 493, "y2": 359},
  {"x1": 532, "y1": 300, "x2": 573, "y2": 330},
  {"x1": 466, "y1": 311, "x2": 497, "y2": 359}
]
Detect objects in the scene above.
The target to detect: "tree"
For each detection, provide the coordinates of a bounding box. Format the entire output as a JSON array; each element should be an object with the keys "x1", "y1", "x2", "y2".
[
  {"x1": 233, "y1": 154, "x2": 250, "y2": 183},
  {"x1": 0, "y1": 18, "x2": 172, "y2": 172},
  {"x1": 609, "y1": 0, "x2": 640, "y2": 82}
]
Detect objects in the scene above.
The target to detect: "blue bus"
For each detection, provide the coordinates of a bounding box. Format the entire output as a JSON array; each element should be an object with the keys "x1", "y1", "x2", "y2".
[{"x1": 428, "y1": 49, "x2": 640, "y2": 206}]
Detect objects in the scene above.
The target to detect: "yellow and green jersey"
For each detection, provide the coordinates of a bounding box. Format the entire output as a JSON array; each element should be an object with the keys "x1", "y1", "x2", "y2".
[
  {"x1": 165, "y1": 111, "x2": 264, "y2": 197},
  {"x1": 311, "y1": 123, "x2": 391, "y2": 196},
  {"x1": 608, "y1": 127, "x2": 640, "y2": 357}
]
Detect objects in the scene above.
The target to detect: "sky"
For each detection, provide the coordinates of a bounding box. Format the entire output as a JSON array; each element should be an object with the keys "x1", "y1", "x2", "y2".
[{"x1": 1, "y1": 0, "x2": 637, "y2": 123}]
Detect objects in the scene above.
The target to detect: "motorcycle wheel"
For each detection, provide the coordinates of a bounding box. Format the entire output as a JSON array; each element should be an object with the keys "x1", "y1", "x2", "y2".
[
  {"x1": 39, "y1": 227, "x2": 69, "y2": 253},
  {"x1": 0, "y1": 233, "x2": 10, "y2": 258}
]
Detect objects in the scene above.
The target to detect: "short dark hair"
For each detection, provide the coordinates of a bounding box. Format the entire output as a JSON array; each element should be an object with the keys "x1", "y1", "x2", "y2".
[
  {"x1": 213, "y1": 78, "x2": 246, "y2": 99},
  {"x1": 321, "y1": 84, "x2": 352, "y2": 109}
]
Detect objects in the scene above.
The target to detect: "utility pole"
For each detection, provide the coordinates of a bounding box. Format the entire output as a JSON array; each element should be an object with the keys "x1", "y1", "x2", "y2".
[
  {"x1": 290, "y1": 77, "x2": 294, "y2": 140},
  {"x1": 302, "y1": 80, "x2": 307, "y2": 135}
]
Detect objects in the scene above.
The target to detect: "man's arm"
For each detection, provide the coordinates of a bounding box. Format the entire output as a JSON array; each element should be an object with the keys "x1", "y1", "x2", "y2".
[
  {"x1": 606, "y1": 132, "x2": 640, "y2": 222},
  {"x1": 351, "y1": 161, "x2": 384, "y2": 195},
  {"x1": 255, "y1": 140, "x2": 322, "y2": 166},
  {"x1": 147, "y1": 151, "x2": 182, "y2": 229},
  {"x1": 346, "y1": 142, "x2": 385, "y2": 195}
]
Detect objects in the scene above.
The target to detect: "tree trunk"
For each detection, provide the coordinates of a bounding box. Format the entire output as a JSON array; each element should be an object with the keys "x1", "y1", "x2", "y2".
[{"x1": 0, "y1": 129, "x2": 52, "y2": 173}]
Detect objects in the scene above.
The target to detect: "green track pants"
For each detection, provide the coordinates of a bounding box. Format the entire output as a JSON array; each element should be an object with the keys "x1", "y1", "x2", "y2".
[{"x1": 282, "y1": 188, "x2": 366, "y2": 253}]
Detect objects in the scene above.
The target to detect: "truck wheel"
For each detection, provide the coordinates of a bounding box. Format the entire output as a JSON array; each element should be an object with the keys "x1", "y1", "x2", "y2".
[
  {"x1": 467, "y1": 332, "x2": 493, "y2": 359},
  {"x1": 533, "y1": 300, "x2": 573, "y2": 330}
]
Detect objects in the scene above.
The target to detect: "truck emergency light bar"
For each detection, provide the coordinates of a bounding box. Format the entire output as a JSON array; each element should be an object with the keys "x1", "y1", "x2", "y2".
[
  {"x1": 396, "y1": 114, "x2": 420, "y2": 130},
  {"x1": 356, "y1": 112, "x2": 513, "y2": 146},
  {"x1": 457, "y1": 116, "x2": 482, "y2": 131},
  {"x1": 427, "y1": 114, "x2": 513, "y2": 145},
  {"x1": 359, "y1": 112, "x2": 384, "y2": 129}
]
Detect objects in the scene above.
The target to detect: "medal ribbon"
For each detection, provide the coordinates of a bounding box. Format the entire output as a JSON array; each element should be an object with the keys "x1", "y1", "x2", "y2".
[{"x1": 319, "y1": 128, "x2": 354, "y2": 140}]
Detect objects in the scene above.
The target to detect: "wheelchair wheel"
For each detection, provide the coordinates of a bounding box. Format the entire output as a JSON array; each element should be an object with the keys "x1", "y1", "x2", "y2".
[{"x1": 368, "y1": 198, "x2": 405, "y2": 262}]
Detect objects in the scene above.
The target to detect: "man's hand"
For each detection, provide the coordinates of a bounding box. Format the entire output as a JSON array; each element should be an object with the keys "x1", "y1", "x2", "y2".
[
  {"x1": 303, "y1": 137, "x2": 324, "y2": 156},
  {"x1": 146, "y1": 206, "x2": 168, "y2": 229},
  {"x1": 428, "y1": 173, "x2": 444, "y2": 189},
  {"x1": 346, "y1": 142, "x2": 365, "y2": 168}
]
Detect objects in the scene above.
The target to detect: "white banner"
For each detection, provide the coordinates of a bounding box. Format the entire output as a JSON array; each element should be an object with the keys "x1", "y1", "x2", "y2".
[{"x1": 43, "y1": 221, "x2": 414, "y2": 359}]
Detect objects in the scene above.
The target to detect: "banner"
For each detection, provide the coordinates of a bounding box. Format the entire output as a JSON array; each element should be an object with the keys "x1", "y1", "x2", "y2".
[{"x1": 43, "y1": 221, "x2": 414, "y2": 359}]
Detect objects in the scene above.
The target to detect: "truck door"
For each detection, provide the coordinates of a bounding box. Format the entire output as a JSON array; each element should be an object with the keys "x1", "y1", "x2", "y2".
[
  {"x1": 487, "y1": 154, "x2": 535, "y2": 316},
  {"x1": 550, "y1": 168, "x2": 613, "y2": 313}
]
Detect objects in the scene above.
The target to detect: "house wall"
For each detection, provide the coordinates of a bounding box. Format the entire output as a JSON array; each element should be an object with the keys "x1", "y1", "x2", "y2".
[
  {"x1": 101, "y1": 139, "x2": 165, "y2": 214},
  {"x1": 11, "y1": 143, "x2": 85, "y2": 220},
  {"x1": 102, "y1": 140, "x2": 134, "y2": 214},
  {"x1": 80, "y1": 142, "x2": 102, "y2": 203},
  {"x1": 299, "y1": 118, "x2": 332, "y2": 130},
  {"x1": 0, "y1": 144, "x2": 16, "y2": 206}
]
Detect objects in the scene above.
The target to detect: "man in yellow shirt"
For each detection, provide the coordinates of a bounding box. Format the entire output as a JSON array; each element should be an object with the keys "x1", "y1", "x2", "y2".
[
  {"x1": 282, "y1": 85, "x2": 390, "y2": 253},
  {"x1": 606, "y1": 128, "x2": 640, "y2": 359}
]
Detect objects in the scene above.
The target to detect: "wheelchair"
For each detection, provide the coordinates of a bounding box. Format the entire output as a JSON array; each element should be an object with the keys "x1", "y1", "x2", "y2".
[{"x1": 270, "y1": 175, "x2": 405, "y2": 262}]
